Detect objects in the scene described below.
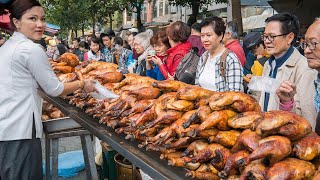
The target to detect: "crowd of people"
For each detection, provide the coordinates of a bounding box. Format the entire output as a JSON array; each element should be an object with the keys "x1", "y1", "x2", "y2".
[
  {"x1": 1, "y1": 0, "x2": 320, "y2": 179},
  {"x1": 46, "y1": 12, "x2": 320, "y2": 132}
]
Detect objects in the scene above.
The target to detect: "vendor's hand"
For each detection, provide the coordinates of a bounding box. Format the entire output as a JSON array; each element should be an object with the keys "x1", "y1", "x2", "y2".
[
  {"x1": 83, "y1": 80, "x2": 97, "y2": 93},
  {"x1": 276, "y1": 81, "x2": 296, "y2": 103},
  {"x1": 151, "y1": 56, "x2": 162, "y2": 66}
]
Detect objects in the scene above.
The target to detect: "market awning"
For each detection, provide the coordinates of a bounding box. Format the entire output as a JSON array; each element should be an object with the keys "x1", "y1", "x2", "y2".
[{"x1": 45, "y1": 22, "x2": 60, "y2": 36}]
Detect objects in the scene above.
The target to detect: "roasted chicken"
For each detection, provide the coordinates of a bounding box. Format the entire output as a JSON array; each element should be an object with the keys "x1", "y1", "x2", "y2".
[
  {"x1": 207, "y1": 92, "x2": 261, "y2": 112},
  {"x1": 176, "y1": 85, "x2": 214, "y2": 101},
  {"x1": 267, "y1": 158, "x2": 316, "y2": 180},
  {"x1": 220, "y1": 150, "x2": 250, "y2": 178},
  {"x1": 249, "y1": 135, "x2": 292, "y2": 165},
  {"x1": 153, "y1": 80, "x2": 187, "y2": 92},
  {"x1": 208, "y1": 130, "x2": 241, "y2": 148},
  {"x1": 293, "y1": 132, "x2": 320, "y2": 161},
  {"x1": 228, "y1": 111, "x2": 264, "y2": 129},
  {"x1": 253, "y1": 110, "x2": 312, "y2": 141},
  {"x1": 239, "y1": 159, "x2": 267, "y2": 180}
]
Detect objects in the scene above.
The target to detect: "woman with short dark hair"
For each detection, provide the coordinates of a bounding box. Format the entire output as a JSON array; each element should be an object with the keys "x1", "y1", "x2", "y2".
[
  {"x1": 195, "y1": 16, "x2": 243, "y2": 92},
  {"x1": 0, "y1": 0, "x2": 95, "y2": 179},
  {"x1": 154, "y1": 21, "x2": 192, "y2": 79}
]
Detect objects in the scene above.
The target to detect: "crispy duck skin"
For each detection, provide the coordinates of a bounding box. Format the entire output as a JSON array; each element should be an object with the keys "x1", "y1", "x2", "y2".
[
  {"x1": 228, "y1": 111, "x2": 264, "y2": 129},
  {"x1": 254, "y1": 110, "x2": 312, "y2": 141},
  {"x1": 97, "y1": 71, "x2": 124, "y2": 83},
  {"x1": 167, "y1": 157, "x2": 201, "y2": 171},
  {"x1": 181, "y1": 140, "x2": 209, "y2": 157},
  {"x1": 231, "y1": 129, "x2": 262, "y2": 153},
  {"x1": 164, "y1": 137, "x2": 193, "y2": 149},
  {"x1": 197, "y1": 128, "x2": 219, "y2": 138},
  {"x1": 208, "y1": 130, "x2": 241, "y2": 148},
  {"x1": 166, "y1": 100, "x2": 194, "y2": 111},
  {"x1": 88, "y1": 68, "x2": 117, "y2": 76},
  {"x1": 56, "y1": 52, "x2": 80, "y2": 67},
  {"x1": 58, "y1": 73, "x2": 78, "y2": 83},
  {"x1": 153, "y1": 80, "x2": 187, "y2": 92},
  {"x1": 249, "y1": 135, "x2": 292, "y2": 165},
  {"x1": 145, "y1": 110, "x2": 183, "y2": 129},
  {"x1": 176, "y1": 85, "x2": 214, "y2": 101},
  {"x1": 128, "y1": 87, "x2": 161, "y2": 100},
  {"x1": 220, "y1": 150, "x2": 250, "y2": 178},
  {"x1": 122, "y1": 99, "x2": 156, "y2": 117},
  {"x1": 120, "y1": 83, "x2": 153, "y2": 92},
  {"x1": 195, "y1": 110, "x2": 237, "y2": 133},
  {"x1": 79, "y1": 61, "x2": 118, "y2": 74},
  {"x1": 239, "y1": 159, "x2": 267, "y2": 180},
  {"x1": 293, "y1": 132, "x2": 320, "y2": 161},
  {"x1": 185, "y1": 143, "x2": 231, "y2": 166},
  {"x1": 267, "y1": 158, "x2": 316, "y2": 180},
  {"x1": 207, "y1": 92, "x2": 261, "y2": 112},
  {"x1": 131, "y1": 108, "x2": 155, "y2": 127},
  {"x1": 185, "y1": 171, "x2": 220, "y2": 180},
  {"x1": 53, "y1": 66, "x2": 74, "y2": 74}
]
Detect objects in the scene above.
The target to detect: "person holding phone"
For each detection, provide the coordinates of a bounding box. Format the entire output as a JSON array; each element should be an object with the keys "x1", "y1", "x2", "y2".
[{"x1": 146, "y1": 30, "x2": 170, "y2": 80}]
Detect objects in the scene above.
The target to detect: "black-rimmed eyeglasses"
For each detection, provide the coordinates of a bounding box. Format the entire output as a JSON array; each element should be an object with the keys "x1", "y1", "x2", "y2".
[{"x1": 261, "y1": 33, "x2": 289, "y2": 42}]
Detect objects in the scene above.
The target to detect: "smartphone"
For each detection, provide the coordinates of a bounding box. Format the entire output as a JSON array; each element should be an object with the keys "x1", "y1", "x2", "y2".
[{"x1": 148, "y1": 49, "x2": 156, "y2": 57}]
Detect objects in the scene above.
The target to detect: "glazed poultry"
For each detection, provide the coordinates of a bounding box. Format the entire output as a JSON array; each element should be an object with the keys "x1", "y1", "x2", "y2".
[
  {"x1": 220, "y1": 150, "x2": 250, "y2": 178},
  {"x1": 97, "y1": 71, "x2": 124, "y2": 83},
  {"x1": 79, "y1": 61, "x2": 118, "y2": 74},
  {"x1": 195, "y1": 110, "x2": 237, "y2": 133},
  {"x1": 239, "y1": 159, "x2": 267, "y2": 180},
  {"x1": 249, "y1": 135, "x2": 292, "y2": 165},
  {"x1": 182, "y1": 105, "x2": 211, "y2": 128},
  {"x1": 176, "y1": 85, "x2": 214, "y2": 101},
  {"x1": 56, "y1": 52, "x2": 79, "y2": 67},
  {"x1": 293, "y1": 132, "x2": 320, "y2": 161},
  {"x1": 166, "y1": 100, "x2": 194, "y2": 112},
  {"x1": 128, "y1": 87, "x2": 161, "y2": 100},
  {"x1": 267, "y1": 158, "x2": 316, "y2": 180},
  {"x1": 88, "y1": 68, "x2": 117, "y2": 76},
  {"x1": 181, "y1": 140, "x2": 209, "y2": 157},
  {"x1": 153, "y1": 80, "x2": 187, "y2": 92},
  {"x1": 58, "y1": 73, "x2": 78, "y2": 83},
  {"x1": 208, "y1": 130, "x2": 241, "y2": 148},
  {"x1": 231, "y1": 129, "x2": 262, "y2": 153},
  {"x1": 228, "y1": 111, "x2": 264, "y2": 129},
  {"x1": 53, "y1": 66, "x2": 74, "y2": 74},
  {"x1": 207, "y1": 92, "x2": 261, "y2": 112},
  {"x1": 186, "y1": 164, "x2": 219, "y2": 180},
  {"x1": 253, "y1": 110, "x2": 312, "y2": 141},
  {"x1": 185, "y1": 143, "x2": 231, "y2": 171}
]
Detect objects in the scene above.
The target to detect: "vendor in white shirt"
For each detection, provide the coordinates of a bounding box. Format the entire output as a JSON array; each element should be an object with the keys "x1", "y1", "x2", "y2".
[{"x1": 0, "y1": 0, "x2": 95, "y2": 179}]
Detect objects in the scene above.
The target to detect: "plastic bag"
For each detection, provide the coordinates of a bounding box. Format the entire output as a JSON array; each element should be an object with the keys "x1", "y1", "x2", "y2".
[
  {"x1": 90, "y1": 80, "x2": 119, "y2": 99},
  {"x1": 247, "y1": 76, "x2": 281, "y2": 93}
]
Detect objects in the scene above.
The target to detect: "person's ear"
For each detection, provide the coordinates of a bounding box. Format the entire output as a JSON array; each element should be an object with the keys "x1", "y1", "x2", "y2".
[
  {"x1": 287, "y1": 32, "x2": 295, "y2": 45},
  {"x1": 12, "y1": 18, "x2": 21, "y2": 30}
]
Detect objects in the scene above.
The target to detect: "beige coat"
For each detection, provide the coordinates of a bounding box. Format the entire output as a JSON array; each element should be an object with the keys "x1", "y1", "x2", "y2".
[{"x1": 259, "y1": 48, "x2": 317, "y2": 129}]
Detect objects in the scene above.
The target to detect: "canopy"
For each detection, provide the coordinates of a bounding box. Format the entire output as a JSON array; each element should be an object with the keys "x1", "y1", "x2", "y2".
[{"x1": 242, "y1": 8, "x2": 277, "y2": 31}]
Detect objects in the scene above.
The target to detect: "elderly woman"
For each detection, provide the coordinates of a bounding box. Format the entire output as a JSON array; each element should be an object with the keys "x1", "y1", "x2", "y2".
[
  {"x1": 147, "y1": 30, "x2": 171, "y2": 80},
  {"x1": 113, "y1": 36, "x2": 133, "y2": 73},
  {"x1": 133, "y1": 31, "x2": 152, "y2": 76},
  {"x1": 153, "y1": 21, "x2": 192, "y2": 79},
  {"x1": 195, "y1": 16, "x2": 243, "y2": 92}
]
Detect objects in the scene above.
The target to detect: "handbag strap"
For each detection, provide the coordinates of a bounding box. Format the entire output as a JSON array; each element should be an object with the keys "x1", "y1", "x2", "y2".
[{"x1": 220, "y1": 49, "x2": 230, "y2": 81}]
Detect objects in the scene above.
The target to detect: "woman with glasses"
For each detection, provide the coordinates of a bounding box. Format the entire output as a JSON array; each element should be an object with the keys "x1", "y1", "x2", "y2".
[{"x1": 259, "y1": 12, "x2": 317, "y2": 129}]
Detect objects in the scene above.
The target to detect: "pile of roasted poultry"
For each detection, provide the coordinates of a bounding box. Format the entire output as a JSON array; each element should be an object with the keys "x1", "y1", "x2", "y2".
[
  {"x1": 41, "y1": 101, "x2": 64, "y2": 120},
  {"x1": 51, "y1": 59, "x2": 320, "y2": 180}
]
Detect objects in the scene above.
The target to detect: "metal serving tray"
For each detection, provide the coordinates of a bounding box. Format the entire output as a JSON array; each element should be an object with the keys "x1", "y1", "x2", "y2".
[{"x1": 43, "y1": 117, "x2": 82, "y2": 133}]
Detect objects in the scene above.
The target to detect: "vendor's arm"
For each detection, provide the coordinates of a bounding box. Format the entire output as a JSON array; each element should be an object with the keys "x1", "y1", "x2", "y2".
[{"x1": 19, "y1": 43, "x2": 95, "y2": 97}]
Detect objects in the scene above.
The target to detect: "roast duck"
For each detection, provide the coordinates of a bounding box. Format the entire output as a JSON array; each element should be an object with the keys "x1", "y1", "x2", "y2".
[{"x1": 50, "y1": 60, "x2": 320, "y2": 180}]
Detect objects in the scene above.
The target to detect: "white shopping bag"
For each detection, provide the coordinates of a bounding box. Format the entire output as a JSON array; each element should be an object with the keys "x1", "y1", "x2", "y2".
[
  {"x1": 248, "y1": 76, "x2": 281, "y2": 93},
  {"x1": 90, "y1": 80, "x2": 119, "y2": 99}
]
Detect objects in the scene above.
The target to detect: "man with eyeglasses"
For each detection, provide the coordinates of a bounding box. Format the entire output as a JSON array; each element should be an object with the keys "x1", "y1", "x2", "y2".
[
  {"x1": 259, "y1": 13, "x2": 317, "y2": 129},
  {"x1": 278, "y1": 18, "x2": 320, "y2": 132}
]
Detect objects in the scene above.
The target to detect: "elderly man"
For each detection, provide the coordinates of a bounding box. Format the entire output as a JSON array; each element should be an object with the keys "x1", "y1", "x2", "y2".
[
  {"x1": 223, "y1": 21, "x2": 246, "y2": 66},
  {"x1": 278, "y1": 18, "x2": 320, "y2": 131},
  {"x1": 259, "y1": 12, "x2": 317, "y2": 128}
]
